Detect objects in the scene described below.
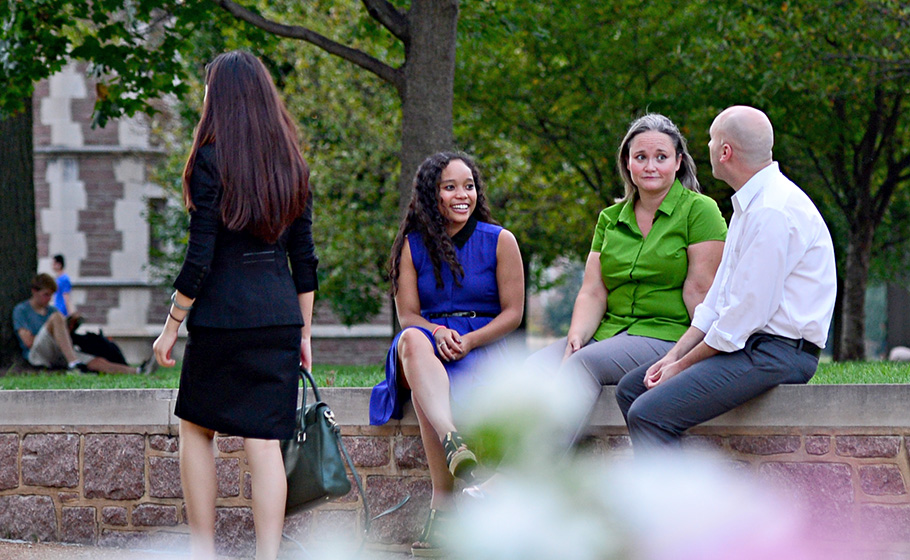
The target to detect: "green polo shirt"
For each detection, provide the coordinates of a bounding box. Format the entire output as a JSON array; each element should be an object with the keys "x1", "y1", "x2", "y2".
[{"x1": 590, "y1": 180, "x2": 727, "y2": 342}]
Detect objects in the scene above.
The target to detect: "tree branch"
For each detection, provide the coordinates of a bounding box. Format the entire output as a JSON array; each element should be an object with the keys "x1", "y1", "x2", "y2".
[
  {"x1": 361, "y1": 0, "x2": 409, "y2": 43},
  {"x1": 212, "y1": 0, "x2": 404, "y2": 92}
]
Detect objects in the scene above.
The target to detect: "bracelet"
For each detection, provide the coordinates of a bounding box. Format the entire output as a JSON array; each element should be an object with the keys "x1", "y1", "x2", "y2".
[
  {"x1": 431, "y1": 325, "x2": 444, "y2": 337},
  {"x1": 168, "y1": 311, "x2": 184, "y2": 324},
  {"x1": 171, "y1": 291, "x2": 193, "y2": 311}
]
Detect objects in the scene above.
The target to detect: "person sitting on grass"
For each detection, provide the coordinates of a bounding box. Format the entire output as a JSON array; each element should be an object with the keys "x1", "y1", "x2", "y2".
[{"x1": 12, "y1": 273, "x2": 156, "y2": 375}]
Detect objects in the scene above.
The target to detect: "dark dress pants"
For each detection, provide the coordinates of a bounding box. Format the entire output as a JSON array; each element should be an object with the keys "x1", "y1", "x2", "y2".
[{"x1": 615, "y1": 334, "x2": 819, "y2": 451}]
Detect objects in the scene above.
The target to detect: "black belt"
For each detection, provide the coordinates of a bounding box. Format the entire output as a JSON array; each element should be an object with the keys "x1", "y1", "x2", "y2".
[
  {"x1": 425, "y1": 311, "x2": 497, "y2": 319},
  {"x1": 758, "y1": 334, "x2": 821, "y2": 358}
]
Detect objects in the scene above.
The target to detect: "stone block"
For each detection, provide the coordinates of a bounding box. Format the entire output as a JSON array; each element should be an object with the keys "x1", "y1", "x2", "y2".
[
  {"x1": 216, "y1": 458, "x2": 240, "y2": 498},
  {"x1": 366, "y1": 475, "x2": 432, "y2": 544},
  {"x1": 132, "y1": 503, "x2": 178, "y2": 527},
  {"x1": 729, "y1": 435, "x2": 800, "y2": 455},
  {"x1": 149, "y1": 457, "x2": 182, "y2": 498},
  {"x1": 59, "y1": 492, "x2": 79, "y2": 503},
  {"x1": 310, "y1": 509, "x2": 358, "y2": 541},
  {"x1": 0, "y1": 434, "x2": 18, "y2": 490},
  {"x1": 214, "y1": 507, "x2": 255, "y2": 558},
  {"x1": 394, "y1": 436, "x2": 427, "y2": 470},
  {"x1": 759, "y1": 462, "x2": 854, "y2": 536},
  {"x1": 805, "y1": 435, "x2": 831, "y2": 456},
  {"x1": 21, "y1": 433, "x2": 79, "y2": 488},
  {"x1": 859, "y1": 504, "x2": 910, "y2": 542},
  {"x1": 338, "y1": 475, "x2": 358, "y2": 503},
  {"x1": 601, "y1": 435, "x2": 632, "y2": 452},
  {"x1": 83, "y1": 434, "x2": 145, "y2": 500},
  {"x1": 97, "y1": 529, "x2": 153, "y2": 549},
  {"x1": 102, "y1": 506, "x2": 128, "y2": 526},
  {"x1": 0, "y1": 495, "x2": 57, "y2": 542},
  {"x1": 149, "y1": 435, "x2": 178, "y2": 453},
  {"x1": 217, "y1": 436, "x2": 244, "y2": 454},
  {"x1": 859, "y1": 464, "x2": 906, "y2": 496},
  {"x1": 344, "y1": 436, "x2": 390, "y2": 468},
  {"x1": 98, "y1": 528, "x2": 189, "y2": 554},
  {"x1": 681, "y1": 435, "x2": 725, "y2": 451},
  {"x1": 835, "y1": 436, "x2": 900, "y2": 458},
  {"x1": 243, "y1": 472, "x2": 252, "y2": 500},
  {"x1": 61, "y1": 506, "x2": 96, "y2": 544},
  {"x1": 573, "y1": 435, "x2": 631, "y2": 458}
]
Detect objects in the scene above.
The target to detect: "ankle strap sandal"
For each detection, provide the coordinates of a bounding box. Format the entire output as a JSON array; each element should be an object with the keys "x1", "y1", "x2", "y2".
[
  {"x1": 411, "y1": 508, "x2": 450, "y2": 557},
  {"x1": 443, "y1": 431, "x2": 477, "y2": 483}
]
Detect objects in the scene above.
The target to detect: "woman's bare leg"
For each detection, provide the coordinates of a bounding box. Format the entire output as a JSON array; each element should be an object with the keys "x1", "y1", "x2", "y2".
[
  {"x1": 244, "y1": 438, "x2": 287, "y2": 560},
  {"x1": 179, "y1": 419, "x2": 217, "y2": 560}
]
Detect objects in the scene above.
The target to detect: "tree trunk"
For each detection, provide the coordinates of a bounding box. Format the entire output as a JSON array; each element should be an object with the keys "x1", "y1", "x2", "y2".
[
  {"x1": 0, "y1": 99, "x2": 37, "y2": 368},
  {"x1": 839, "y1": 224, "x2": 874, "y2": 361},
  {"x1": 830, "y1": 274, "x2": 843, "y2": 361},
  {"x1": 396, "y1": 0, "x2": 459, "y2": 212}
]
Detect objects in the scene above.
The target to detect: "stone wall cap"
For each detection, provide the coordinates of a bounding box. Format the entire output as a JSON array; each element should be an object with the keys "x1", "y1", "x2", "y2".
[{"x1": 0, "y1": 384, "x2": 907, "y2": 429}]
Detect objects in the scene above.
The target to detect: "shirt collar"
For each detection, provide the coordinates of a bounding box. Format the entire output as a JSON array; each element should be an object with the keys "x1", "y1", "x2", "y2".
[
  {"x1": 733, "y1": 162, "x2": 778, "y2": 214},
  {"x1": 451, "y1": 214, "x2": 478, "y2": 249},
  {"x1": 617, "y1": 179, "x2": 685, "y2": 228},
  {"x1": 656, "y1": 179, "x2": 685, "y2": 217}
]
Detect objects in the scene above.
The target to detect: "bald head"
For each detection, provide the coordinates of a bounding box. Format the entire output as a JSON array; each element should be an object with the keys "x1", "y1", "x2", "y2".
[{"x1": 712, "y1": 106, "x2": 774, "y2": 170}]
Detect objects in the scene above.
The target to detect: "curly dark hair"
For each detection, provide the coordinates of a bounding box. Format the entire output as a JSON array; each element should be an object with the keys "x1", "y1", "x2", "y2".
[{"x1": 388, "y1": 152, "x2": 497, "y2": 295}]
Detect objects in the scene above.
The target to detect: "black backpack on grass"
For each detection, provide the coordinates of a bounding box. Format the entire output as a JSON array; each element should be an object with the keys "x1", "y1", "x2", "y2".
[{"x1": 71, "y1": 330, "x2": 128, "y2": 365}]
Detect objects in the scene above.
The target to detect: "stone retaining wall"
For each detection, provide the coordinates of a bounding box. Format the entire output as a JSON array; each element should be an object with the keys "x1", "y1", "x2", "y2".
[{"x1": 1, "y1": 386, "x2": 910, "y2": 556}]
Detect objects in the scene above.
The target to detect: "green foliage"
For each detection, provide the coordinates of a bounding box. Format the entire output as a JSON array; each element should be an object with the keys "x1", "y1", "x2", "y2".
[
  {"x1": 2, "y1": 0, "x2": 199, "y2": 122},
  {"x1": 540, "y1": 260, "x2": 584, "y2": 337},
  {"x1": 456, "y1": 0, "x2": 724, "y2": 275},
  {"x1": 684, "y1": 1, "x2": 910, "y2": 280},
  {"x1": 274, "y1": 18, "x2": 401, "y2": 324}
]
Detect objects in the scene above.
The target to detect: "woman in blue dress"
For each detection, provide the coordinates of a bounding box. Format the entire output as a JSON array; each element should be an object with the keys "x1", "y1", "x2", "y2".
[{"x1": 369, "y1": 152, "x2": 524, "y2": 557}]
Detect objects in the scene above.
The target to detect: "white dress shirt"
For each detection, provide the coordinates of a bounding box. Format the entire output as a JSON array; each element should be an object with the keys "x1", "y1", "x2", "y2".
[{"x1": 691, "y1": 162, "x2": 837, "y2": 351}]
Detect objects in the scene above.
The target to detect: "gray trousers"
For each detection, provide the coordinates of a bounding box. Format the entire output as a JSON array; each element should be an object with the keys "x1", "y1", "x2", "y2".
[
  {"x1": 615, "y1": 333, "x2": 819, "y2": 450},
  {"x1": 530, "y1": 332, "x2": 674, "y2": 442}
]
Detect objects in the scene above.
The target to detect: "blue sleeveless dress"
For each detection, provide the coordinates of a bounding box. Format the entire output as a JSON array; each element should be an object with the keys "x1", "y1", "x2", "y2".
[{"x1": 370, "y1": 219, "x2": 506, "y2": 425}]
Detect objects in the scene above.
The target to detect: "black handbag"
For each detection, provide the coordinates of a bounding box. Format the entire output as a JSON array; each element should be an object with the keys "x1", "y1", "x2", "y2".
[{"x1": 281, "y1": 368, "x2": 368, "y2": 520}]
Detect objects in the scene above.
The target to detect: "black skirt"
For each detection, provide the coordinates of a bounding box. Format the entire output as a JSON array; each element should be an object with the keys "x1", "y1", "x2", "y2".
[{"x1": 175, "y1": 325, "x2": 301, "y2": 440}]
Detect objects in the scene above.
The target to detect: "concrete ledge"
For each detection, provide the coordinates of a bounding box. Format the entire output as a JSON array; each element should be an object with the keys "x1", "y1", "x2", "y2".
[
  {"x1": 2, "y1": 384, "x2": 909, "y2": 429},
  {"x1": 4, "y1": 384, "x2": 910, "y2": 553}
]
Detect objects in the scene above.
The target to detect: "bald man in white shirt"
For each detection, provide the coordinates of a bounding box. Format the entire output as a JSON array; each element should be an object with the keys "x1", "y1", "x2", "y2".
[{"x1": 615, "y1": 106, "x2": 837, "y2": 450}]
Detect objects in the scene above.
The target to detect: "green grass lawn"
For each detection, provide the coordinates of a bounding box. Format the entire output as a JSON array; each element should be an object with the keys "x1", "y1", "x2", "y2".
[
  {"x1": 0, "y1": 360, "x2": 907, "y2": 390},
  {"x1": 0, "y1": 363, "x2": 384, "y2": 390},
  {"x1": 811, "y1": 360, "x2": 910, "y2": 384}
]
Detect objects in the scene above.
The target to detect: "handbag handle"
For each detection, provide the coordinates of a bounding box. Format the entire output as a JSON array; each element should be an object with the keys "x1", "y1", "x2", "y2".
[
  {"x1": 301, "y1": 366, "x2": 323, "y2": 403},
  {"x1": 293, "y1": 367, "x2": 323, "y2": 431},
  {"x1": 296, "y1": 366, "x2": 371, "y2": 533}
]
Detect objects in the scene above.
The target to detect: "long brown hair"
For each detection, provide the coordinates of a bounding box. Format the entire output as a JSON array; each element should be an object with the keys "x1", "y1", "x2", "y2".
[
  {"x1": 182, "y1": 50, "x2": 309, "y2": 243},
  {"x1": 388, "y1": 152, "x2": 497, "y2": 294},
  {"x1": 616, "y1": 113, "x2": 700, "y2": 201}
]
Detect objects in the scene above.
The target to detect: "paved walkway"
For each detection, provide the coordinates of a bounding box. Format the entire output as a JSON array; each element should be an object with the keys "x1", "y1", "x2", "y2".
[{"x1": 0, "y1": 539, "x2": 413, "y2": 560}]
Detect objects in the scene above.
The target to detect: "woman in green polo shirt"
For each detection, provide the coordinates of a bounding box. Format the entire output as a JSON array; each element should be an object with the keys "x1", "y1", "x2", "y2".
[{"x1": 533, "y1": 113, "x2": 727, "y2": 441}]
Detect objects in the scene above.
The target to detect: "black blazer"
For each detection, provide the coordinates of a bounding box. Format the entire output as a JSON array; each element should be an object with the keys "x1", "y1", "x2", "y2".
[{"x1": 173, "y1": 144, "x2": 318, "y2": 329}]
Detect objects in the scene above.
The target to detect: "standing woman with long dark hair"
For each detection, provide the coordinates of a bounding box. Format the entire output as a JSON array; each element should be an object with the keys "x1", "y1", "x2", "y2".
[{"x1": 152, "y1": 51, "x2": 318, "y2": 560}]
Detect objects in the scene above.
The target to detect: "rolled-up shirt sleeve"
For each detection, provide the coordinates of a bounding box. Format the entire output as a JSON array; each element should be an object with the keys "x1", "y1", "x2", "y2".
[
  {"x1": 287, "y1": 193, "x2": 319, "y2": 294},
  {"x1": 702, "y1": 208, "x2": 790, "y2": 352},
  {"x1": 173, "y1": 149, "x2": 220, "y2": 299}
]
